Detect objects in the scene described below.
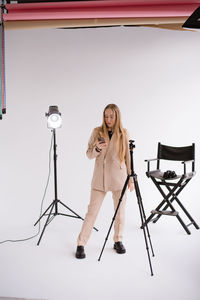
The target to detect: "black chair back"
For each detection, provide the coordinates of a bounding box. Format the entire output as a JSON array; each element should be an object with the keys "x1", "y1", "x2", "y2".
[
  {"x1": 157, "y1": 143, "x2": 195, "y2": 161},
  {"x1": 157, "y1": 143, "x2": 195, "y2": 170}
]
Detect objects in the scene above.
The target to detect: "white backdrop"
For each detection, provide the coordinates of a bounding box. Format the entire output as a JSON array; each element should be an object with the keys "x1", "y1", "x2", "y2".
[{"x1": 0, "y1": 26, "x2": 200, "y2": 300}]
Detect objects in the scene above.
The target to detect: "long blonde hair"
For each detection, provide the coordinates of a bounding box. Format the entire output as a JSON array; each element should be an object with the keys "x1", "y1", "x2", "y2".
[{"x1": 96, "y1": 104, "x2": 126, "y2": 163}]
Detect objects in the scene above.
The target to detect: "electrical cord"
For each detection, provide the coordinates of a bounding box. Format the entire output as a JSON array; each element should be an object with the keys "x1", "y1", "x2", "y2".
[{"x1": 0, "y1": 131, "x2": 54, "y2": 244}]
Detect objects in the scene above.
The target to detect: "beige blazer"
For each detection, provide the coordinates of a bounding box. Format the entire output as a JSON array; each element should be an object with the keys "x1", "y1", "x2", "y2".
[{"x1": 86, "y1": 128, "x2": 131, "y2": 192}]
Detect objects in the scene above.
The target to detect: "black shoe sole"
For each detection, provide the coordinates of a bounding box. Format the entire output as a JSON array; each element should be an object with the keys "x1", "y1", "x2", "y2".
[
  {"x1": 114, "y1": 244, "x2": 126, "y2": 254},
  {"x1": 75, "y1": 254, "x2": 86, "y2": 259}
]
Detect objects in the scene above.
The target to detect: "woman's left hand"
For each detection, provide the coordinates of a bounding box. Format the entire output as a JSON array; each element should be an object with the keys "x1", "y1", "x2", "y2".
[{"x1": 128, "y1": 182, "x2": 135, "y2": 192}]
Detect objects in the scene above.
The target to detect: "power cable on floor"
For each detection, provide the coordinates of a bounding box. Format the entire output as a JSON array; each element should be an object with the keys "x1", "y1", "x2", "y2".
[{"x1": 0, "y1": 132, "x2": 53, "y2": 244}]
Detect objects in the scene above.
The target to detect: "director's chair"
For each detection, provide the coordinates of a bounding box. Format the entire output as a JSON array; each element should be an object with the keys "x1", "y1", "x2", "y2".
[{"x1": 142, "y1": 143, "x2": 199, "y2": 234}]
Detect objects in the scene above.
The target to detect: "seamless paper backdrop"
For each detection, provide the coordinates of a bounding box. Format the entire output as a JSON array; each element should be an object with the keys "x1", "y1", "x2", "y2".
[
  {"x1": 2, "y1": 26, "x2": 200, "y2": 219},
  {"x1": 0, "y1": 26, "x2": 200, "y2": 300}
]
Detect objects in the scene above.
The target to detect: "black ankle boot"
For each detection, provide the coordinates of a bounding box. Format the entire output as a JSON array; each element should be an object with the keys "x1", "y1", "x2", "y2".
[
  {"x1": 114, "y1": 242, "x2": 126, "y2": 254},
  {"x1": 76, "y1": 245, "x2": 86, "y2": 259}
]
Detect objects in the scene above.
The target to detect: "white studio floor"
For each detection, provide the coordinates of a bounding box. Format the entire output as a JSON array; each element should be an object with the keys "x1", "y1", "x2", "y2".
[{"x1": 0, "y1": 203, "x2": 200, "y2": 300}]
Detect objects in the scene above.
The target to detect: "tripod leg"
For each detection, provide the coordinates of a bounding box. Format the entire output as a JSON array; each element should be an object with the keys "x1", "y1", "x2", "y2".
[
  {"x1": 98, "y1": 176, "x2": 130, "y2": 261},
  {"x1": 141, "y1": 199, "x2": 166, "y2": 228},
  {"x1": 138, "y1": 201, "x2": 154, "y2": 276},
  {"x1": 134, "y1": 175, "x2": 154, "y2": 276},
  {"x1": 34, "y1": 201, "x2": 55, "y2": 226},
  {"x1": 138, "y1": 197, "x2": 155, "y2": 257},
  {"x1": 58, "y1": 200, "x2": 98, "y2": 231},
  {"x1": 37, "y1": 202, "x2": 55, "y2": 245}
]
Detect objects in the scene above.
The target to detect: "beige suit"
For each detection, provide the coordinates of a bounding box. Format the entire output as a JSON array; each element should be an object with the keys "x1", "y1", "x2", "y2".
[
  {"x1": 77, "y1": 128, "x2": 131, "y2": 246},
  {"x1": 87, "y1": 128, "x2": 131, "y2": 192}
]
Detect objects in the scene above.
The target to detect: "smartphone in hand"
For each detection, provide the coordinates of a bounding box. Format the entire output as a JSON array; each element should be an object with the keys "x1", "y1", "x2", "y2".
[{"x1": 98, "y1": 137, "x2": 105, "y2": 144}]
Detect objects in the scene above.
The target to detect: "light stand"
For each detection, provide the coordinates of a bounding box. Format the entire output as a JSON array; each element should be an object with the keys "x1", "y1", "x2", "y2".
[
  {"x1": 98, "y1": 140, "x2": 155, "y2": 276},
  {"x1": 34, "y1": 106, "x2": 98, "y2": 245}
]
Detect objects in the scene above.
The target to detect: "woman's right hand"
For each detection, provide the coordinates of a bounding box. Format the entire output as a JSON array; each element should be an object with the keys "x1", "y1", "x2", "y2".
[{"x1": 96, "y1": 141, "x2": 107, "y2": 150}]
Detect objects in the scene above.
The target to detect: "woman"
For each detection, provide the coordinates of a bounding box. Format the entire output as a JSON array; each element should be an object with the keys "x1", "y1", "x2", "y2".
[{"x1": 76, "y1": 103, "x2": 134, "y2": 259}]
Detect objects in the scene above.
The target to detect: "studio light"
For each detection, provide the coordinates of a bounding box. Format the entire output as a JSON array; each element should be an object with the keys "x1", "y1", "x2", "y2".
[
  {"x1": 46, "y1": 105, "x2": 62, "y2": 129},
  {"x1": 34, "y1": 105, "x2": 98, "y2": 246}
]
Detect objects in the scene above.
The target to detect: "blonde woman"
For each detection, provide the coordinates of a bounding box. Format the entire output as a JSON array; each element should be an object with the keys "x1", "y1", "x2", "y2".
[{"x1": 76, "y1": 104, "x2": 134, "y2": 259}]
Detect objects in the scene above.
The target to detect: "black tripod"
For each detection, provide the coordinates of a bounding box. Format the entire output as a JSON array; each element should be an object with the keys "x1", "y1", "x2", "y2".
[
  {"x1": 98, "y1": 140, "x2": 155, "y2": 276},
  {"x1": 34, "y1": 129, "x2": 98, "y2": 245}
]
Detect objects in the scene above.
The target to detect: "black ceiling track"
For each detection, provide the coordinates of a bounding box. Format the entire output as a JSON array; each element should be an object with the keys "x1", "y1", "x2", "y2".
[{"x1": 182, "y1": 6, "x2": 200, "y2": 28}]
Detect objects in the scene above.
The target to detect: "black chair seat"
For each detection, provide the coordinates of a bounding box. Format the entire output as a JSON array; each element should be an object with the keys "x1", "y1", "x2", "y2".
[{"x1": 147, "y1": 170, "x2": 195, "y2": 180}]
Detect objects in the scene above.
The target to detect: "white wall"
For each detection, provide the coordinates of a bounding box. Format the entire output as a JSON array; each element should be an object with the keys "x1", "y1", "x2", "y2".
[
  {"x1": 1, "y1": 26, "x2": 200, "y2": 224},
  {"x1": 0, "y1": 26, "x2": 200, "y2": 300}
]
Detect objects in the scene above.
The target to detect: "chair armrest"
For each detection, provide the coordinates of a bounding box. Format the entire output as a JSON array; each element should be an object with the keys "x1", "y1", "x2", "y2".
[
  {"x1": 144, "y1": 158, "x2": 158, "y2": 162},
  {"x1": 145, "y1": 158, "x2": 159, "y2": 173},
  {"x1": 181, "y1": 160, "x2": 195, "y2": 174},
  {"x1": 181, "y1": 160, "x2": 194, "y2": 164}
]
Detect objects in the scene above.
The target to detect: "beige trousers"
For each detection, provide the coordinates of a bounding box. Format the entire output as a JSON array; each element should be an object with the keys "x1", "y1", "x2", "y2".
[{"x1": 77, "y1": 189, "x2": 126, "y2": 246}]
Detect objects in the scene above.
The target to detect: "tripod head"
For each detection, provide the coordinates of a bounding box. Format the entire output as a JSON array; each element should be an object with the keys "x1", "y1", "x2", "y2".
[{"x1": 129, "y1": 140, "x2": 136, "y2": 151}]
